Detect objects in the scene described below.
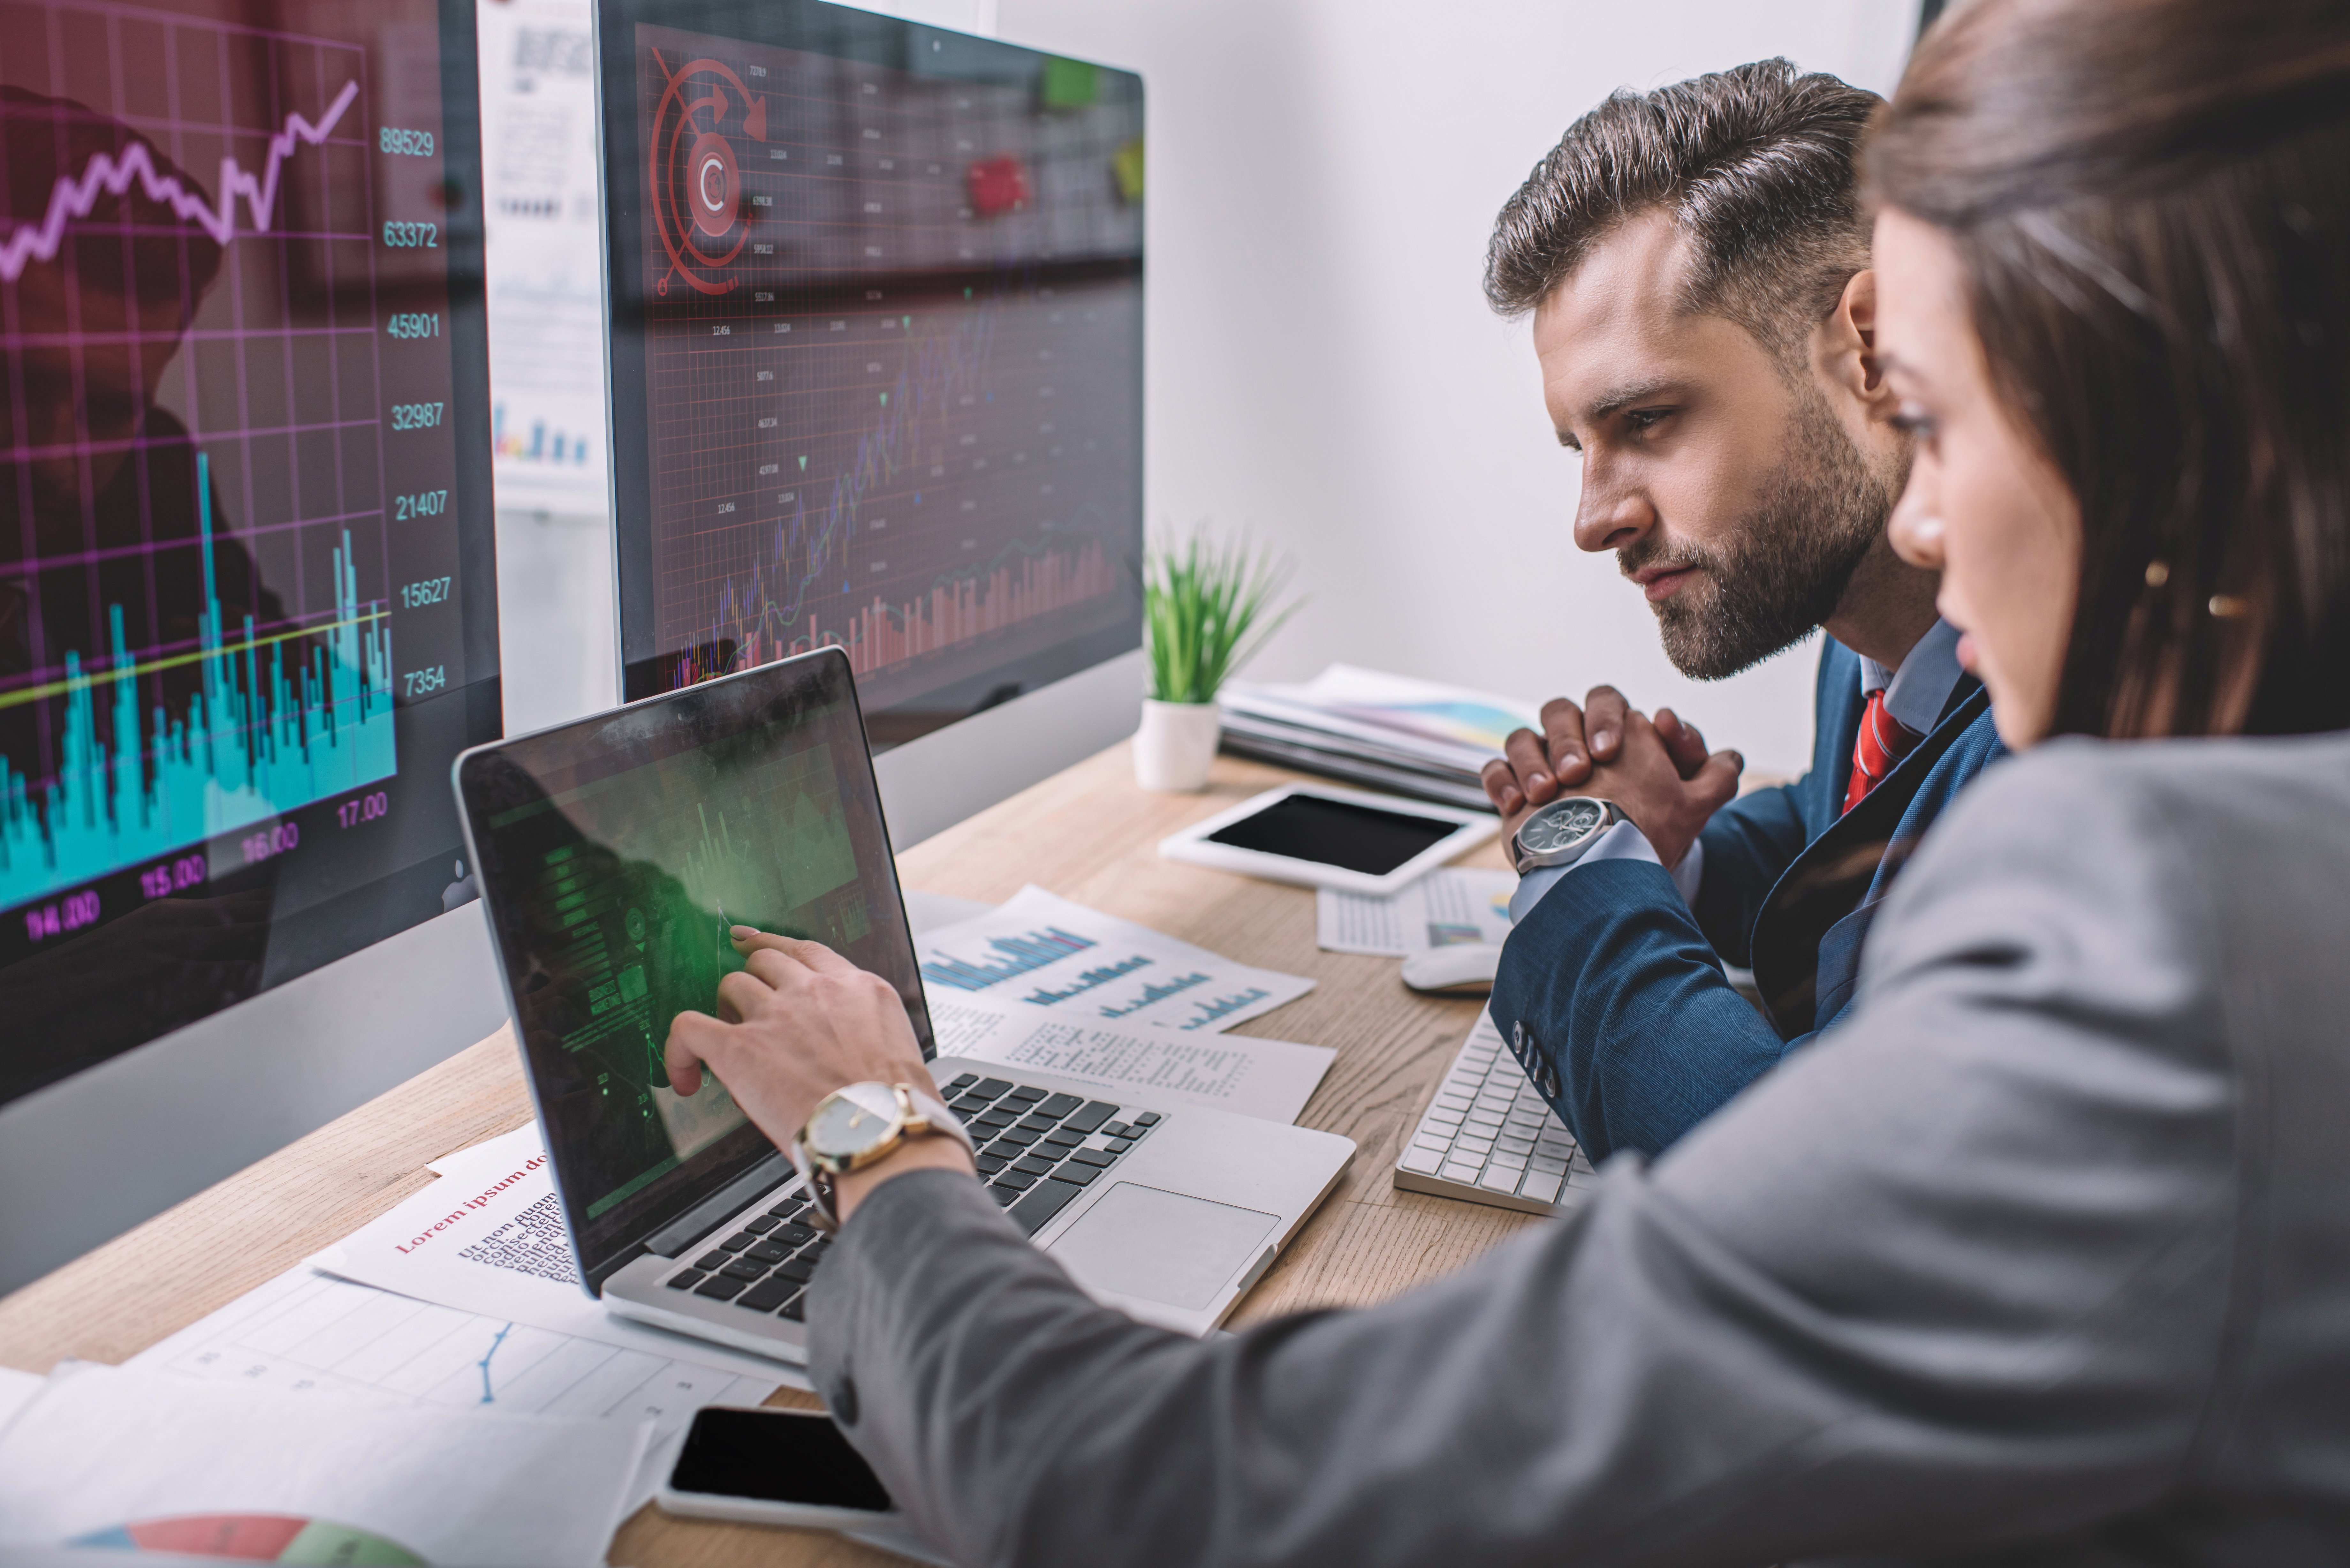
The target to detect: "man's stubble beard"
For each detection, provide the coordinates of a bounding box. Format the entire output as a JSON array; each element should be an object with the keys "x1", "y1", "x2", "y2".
[{"x1": 1628, "y1": 383, "x2": 1902, "y2": 681}]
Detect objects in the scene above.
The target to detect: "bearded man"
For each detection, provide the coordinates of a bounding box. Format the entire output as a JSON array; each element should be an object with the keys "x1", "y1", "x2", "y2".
[{"x1": 1471, "y1": 60, "x2": 2007, "y2": 1164}]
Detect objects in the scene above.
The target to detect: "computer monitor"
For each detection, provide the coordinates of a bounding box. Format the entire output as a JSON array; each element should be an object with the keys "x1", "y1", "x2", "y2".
[
  {"x1": 0, "y1": 0, "x2": 500, "y2": 1288},
  {"x1": 595, "y1": 0, "x2": 1146, "y2": 839}
]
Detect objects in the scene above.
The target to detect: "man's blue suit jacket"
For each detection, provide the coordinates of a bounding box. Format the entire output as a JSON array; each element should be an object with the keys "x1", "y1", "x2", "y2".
[{"x1": 1487, "y1": 637, "x2": 2007, "y2": 1162}]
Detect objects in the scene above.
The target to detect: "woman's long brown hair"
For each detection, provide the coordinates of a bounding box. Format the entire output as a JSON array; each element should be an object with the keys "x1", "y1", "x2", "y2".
[{"x1": 1868, "y1": 0, "x2": 2350, "y2": 739}]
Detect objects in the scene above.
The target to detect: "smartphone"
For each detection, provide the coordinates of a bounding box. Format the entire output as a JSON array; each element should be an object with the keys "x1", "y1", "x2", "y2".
[{"x1": 656, "y1": 1406, "x2": 901, "y2": 1528}]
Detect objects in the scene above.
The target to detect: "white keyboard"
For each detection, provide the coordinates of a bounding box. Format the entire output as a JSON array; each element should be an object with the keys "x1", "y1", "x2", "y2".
[{"x1": 1392, "y1": 1011, "x2": 1595, "y2": 1215}]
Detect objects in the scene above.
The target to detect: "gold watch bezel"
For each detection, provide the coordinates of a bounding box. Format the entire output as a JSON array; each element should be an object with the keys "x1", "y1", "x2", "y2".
[{"x1": 800, "y1": 1082, "x2": 934, "y2": 1176}]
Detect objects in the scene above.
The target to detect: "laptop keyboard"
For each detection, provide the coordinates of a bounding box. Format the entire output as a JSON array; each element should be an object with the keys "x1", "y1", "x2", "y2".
[
  {"x1": 1391, "y1": 1011, "x2": 1593, "y2": 1215},
  {"x1": 945, "y1": 1071, "x2": 1159, "y2": 1234},
  {"x1": 663, "y1": 1190, "x2": 834, "y2": 1319},
  {"x1": 660, "y1": 1072, "x2": 1161, "y2": 1320}
]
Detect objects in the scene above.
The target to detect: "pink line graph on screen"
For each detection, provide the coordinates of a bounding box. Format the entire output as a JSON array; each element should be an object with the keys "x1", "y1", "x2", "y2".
[{"x1": 0, "y1": 78, "x2": 360, "y2": 285}]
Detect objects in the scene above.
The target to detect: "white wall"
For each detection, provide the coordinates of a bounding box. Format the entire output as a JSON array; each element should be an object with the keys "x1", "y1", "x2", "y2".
[{"x1": 994, "y1": 0, "x2": 1914, "y2": 774}]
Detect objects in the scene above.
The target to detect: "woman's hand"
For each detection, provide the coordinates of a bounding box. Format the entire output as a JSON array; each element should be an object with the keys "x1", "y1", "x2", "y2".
[{"x1": 664, "y1": 929, "x2": 974, "y2": 1218}]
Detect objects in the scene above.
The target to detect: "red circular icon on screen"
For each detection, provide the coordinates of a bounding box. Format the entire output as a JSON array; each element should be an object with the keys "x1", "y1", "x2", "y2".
[
  {"x1": 689, "y1": 131, "x2": 738, "y2": 238},
  {"x1": 646, "y1": 53, "x2": 766, "y2": 295}
]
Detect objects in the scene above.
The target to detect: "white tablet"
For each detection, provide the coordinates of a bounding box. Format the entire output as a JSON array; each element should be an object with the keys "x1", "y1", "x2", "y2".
[{"x1": 1159, "y1": 783, "x2": 1499, "y2": 896}]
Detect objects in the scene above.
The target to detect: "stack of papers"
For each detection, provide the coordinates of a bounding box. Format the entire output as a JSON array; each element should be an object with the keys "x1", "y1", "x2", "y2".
[{"x1": 1218, "y1": 665, "x2": 1534, "y2": 810}]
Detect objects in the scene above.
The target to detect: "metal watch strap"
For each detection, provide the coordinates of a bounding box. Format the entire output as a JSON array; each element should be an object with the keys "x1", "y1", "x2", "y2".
[{"x1": 790, "y1": 1083, "x2": 973, "y2": 1232}]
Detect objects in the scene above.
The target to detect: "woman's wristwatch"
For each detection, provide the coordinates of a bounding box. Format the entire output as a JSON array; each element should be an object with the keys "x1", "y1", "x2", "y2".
[
  {"x1": 1509, "y1": 795, "x2": 1635, "y2": 875},
  {"x1": 790, "y1": 1081, "x2": 975, "y2": 1231}
]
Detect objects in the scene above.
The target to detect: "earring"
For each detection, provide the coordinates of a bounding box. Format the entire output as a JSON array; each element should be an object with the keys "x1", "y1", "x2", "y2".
[
  {"x1": 2208, "y1": 594, "x2": 2249, "y2": 619},
  {"x1": 2143, "y1": 561, "x2": 2170, "y2": 588}
]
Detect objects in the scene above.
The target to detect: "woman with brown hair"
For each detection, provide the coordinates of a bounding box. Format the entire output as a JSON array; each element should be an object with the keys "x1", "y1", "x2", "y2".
[{"x1": 654, "y1": 0, "x2": 2350, "y2": 1560}]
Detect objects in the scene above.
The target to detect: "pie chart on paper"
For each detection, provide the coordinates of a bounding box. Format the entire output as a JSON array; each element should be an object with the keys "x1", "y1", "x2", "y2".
[{"x1": 69, "y1": 1514, "x2": 423, "y2": 1564}]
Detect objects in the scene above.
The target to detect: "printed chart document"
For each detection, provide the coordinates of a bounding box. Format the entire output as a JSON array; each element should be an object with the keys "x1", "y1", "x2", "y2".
[
  {"x1": 0, "y1": 1361, "x2": 648, "y2": 1566},
  {"x1": 929, "y1": 999, "x2": 1333, "y2": 1124},
  {"x1": 306, "y1": 1130, "x2": 805, "y2": 1389},
  {"x1": 1317, "y1": 868, "x2": 1517, "y2": 957},
  {"x1": 916, "y1": 885, "x2": 1315, "y2": 1035},
  {"x1": 130, "y1": 1261, "x2": 777, "y2": 1513}
]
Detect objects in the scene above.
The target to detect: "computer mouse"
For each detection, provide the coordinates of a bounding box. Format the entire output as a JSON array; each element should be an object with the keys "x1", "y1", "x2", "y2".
[{"x1": 1398, "y1": 944, "x2": 1502, "y2": 995}]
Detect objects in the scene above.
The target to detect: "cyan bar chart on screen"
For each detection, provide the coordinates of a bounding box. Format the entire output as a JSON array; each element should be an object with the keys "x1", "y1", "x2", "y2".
[
  {"x1": 0, "y1": 0, "x2": 491, "y2": 1091},
  {"x1": 0, "y1": 459, "x2": 396, "y2": 909}
]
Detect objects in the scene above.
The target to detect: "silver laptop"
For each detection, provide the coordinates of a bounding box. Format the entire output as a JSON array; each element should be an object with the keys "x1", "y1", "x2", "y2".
[{"x1": 453, "y1": 647, "x2": 1353, "y2": 1364}]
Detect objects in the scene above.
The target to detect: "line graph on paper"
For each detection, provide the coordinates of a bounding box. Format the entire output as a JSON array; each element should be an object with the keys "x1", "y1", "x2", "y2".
[
  {"x1": 476, "y1": 1323, "x2": 514, "y2": 1404},
  {"x1": 0, "y1": 2, "x2": 418, "y2": 914},
  {"x1": 137, "y1": 1268, "x2": 774, "y2": 1440}
]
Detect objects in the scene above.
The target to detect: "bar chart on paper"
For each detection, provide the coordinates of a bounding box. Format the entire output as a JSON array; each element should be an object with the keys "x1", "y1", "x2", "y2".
[
  {"x1": 1023, "y1": 951, "x2": 1153, "y2": 1006},
  {"x1": 1096, "y1": 970, "x2": 1207, "y2": 1019},
  {"x1": 914, "y1": 887, "x2": 1318, "y2": 1035},
  {"x1": 1172, "y1": 987, "x2": 1274, "y2": 1032},
  {"x1": 921, "y1": 924, "x2": 1098, "y2": 992}
]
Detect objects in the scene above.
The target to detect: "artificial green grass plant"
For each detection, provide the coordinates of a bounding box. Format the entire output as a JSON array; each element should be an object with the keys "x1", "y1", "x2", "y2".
[{"x1": 1142, "y1": 530, "x2": 1303, "y2": 704}]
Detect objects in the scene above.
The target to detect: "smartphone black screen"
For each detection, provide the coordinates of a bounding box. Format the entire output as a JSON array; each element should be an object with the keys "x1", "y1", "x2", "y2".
[
  {"x1": 670, "y1": 1408, "x2": 895, "y2": 1511},
  {"x1": 1205, "y1": 793, "x2": 1463, "y2": 876}
]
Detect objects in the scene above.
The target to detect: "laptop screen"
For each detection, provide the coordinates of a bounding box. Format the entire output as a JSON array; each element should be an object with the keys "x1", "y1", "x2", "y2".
[{"x1": 455, "y1": 648, "x2": 930, "y2": 1284}]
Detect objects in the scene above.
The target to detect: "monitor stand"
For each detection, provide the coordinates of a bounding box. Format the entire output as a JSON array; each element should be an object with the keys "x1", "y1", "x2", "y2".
[{"x1": 0, "y1": 904, "x2": 505, "y2": 1296}]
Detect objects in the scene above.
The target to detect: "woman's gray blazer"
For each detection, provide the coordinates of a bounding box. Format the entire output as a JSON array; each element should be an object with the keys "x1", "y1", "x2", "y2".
[{"x1": 808, "y1": 732, "x2": 2350, "y2": 1566}]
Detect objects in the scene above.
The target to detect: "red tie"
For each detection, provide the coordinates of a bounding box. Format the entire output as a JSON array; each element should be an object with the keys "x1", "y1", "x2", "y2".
[{"x1": 1843, "y1": 689, "x2": 1922, "y2": 814}]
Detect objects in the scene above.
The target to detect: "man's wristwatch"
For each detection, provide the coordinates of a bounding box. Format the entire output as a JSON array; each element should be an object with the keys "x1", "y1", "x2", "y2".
[
  {"x1": 790, "y1": 1081, "x2": 975, "y2": 1232},
  {"x1": 1509, "y1": 795, "x2": 1635, "y2": 875}
]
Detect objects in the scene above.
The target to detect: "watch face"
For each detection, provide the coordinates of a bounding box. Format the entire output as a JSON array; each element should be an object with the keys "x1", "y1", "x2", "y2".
[
  {"x1": 1520, "y1": 797, "x2": 1608, "y2": 856},
  {"x1": 806, "y1": 1082, "x2": 903, "y2": 1161}
]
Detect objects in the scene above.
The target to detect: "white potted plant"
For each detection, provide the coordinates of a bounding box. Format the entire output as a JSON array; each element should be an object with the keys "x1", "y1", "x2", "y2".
[{"x1": 1136, "y1": 529, "x2": 1301, "y2": 792}]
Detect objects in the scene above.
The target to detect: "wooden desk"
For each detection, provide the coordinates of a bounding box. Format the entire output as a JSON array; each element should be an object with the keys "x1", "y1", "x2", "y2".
[{"x1": 0, "y1": 743, "x2": 1532, "y2": 1566}]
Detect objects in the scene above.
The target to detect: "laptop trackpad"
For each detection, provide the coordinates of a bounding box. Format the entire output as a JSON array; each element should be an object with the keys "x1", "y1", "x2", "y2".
[{"x1": 1046, "y1": 1183, "x2": 1279, "y2": 1311}]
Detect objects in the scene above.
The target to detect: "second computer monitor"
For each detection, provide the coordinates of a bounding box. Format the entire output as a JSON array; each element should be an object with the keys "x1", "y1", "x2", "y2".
[{"x1": 596, "y1": 0, "x2": 1143, "y2": 745}]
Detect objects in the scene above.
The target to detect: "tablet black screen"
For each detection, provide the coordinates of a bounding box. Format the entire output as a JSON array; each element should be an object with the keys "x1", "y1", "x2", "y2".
[{"x1": 1205, "y1": 795, "x2": 1461, "y2": 877}]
